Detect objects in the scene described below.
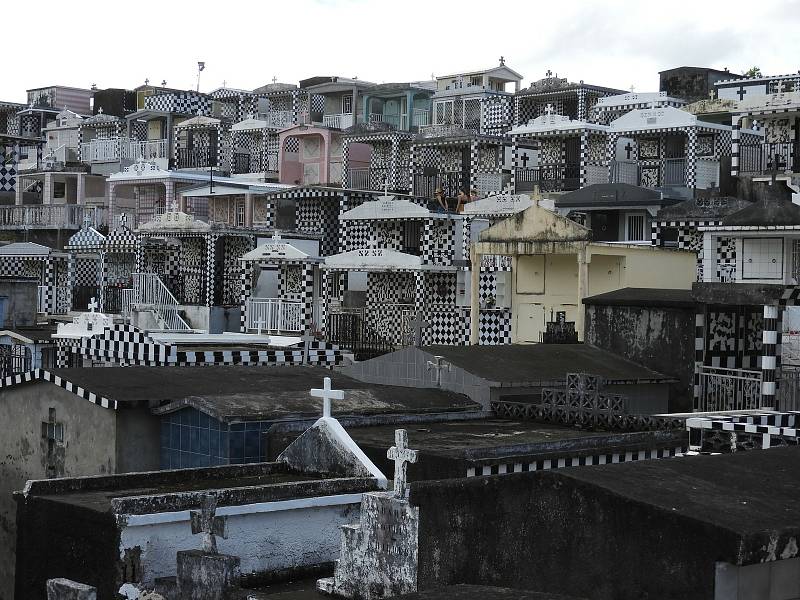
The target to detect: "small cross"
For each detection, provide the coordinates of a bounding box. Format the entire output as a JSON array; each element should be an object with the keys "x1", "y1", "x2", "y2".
[
  {"x1": 426, "y1": 355, "x2": 451, "y2": 386},
  {"x1": 409, "y1": 310, "x2": 429, "y2": 348},
  {"x1": 499, "y1": 56, "x2": 505, "y2": 66},
  {"x1": 520, "y1": 152, "x2": 530, "y2": 168},
  {"x1": 144, "y1": 78, "x2": 149, "y2": 86},
  {"x1": 190, "y1": 493, "x2": 227, "y2": 554},
  {"x1": 300, "y1": 330, "x2": 315, "y2": 365},
  {"x1": 88, "y1": 297, "x2": 98, "y2": 313},
  {"x1": 629, "y1": 85, "x2": 635, "y2": 93},
  {"x1": 736, "y1": 85, "x2": 747, "y2": 101},
  {"x1": 777, "y1": 80, "x2": 786, "y2": 94},
  {"x1": 624, "y1": 142, "x2": 634, "y2": 160},
  {"x1": 311, "y1": 376, "x2": 344, "y2": 419},
  {"x1": 544, "y1": 103, "x2": 554, "y2": 115},
  {"x1": 161, "y1": 80, "x2": 167, "y2": 87},
  {"x1": 546, "y1": 69, "x2": 553, "y2": 77},
  {"x1": 222, "y1": 79, "x2": 227, "y2": 88},
  {"x1": 271, "y1": 230, "x2": 282, "y2": 241},
  {"x1": 97, "y1": 106, "x2": 103, "y2": 114},
  {"x1": 272, "y1": 76, "x2": 278, "y2": 84},
  {"x1": 386, "y1": 429, "x2": 418, "y2": 498}
]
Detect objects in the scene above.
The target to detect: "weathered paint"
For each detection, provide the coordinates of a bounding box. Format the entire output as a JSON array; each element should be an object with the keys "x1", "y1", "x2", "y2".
[
  {"x1": 0, "y1": 384, "x2": 117, "y2": 600},
  {"x1": 119, "y1": 498, "x2": 362, "y2": 588}
]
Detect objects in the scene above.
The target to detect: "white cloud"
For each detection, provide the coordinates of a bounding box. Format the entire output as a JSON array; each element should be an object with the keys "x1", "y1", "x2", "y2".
[{"x1": 3, "y1": 0, "x2": 798, "y2": 101}]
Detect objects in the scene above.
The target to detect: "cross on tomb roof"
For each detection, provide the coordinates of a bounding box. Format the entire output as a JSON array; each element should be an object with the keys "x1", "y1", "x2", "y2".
[
  {"x1": 144, "y1": 78, "x2": 150, "y2": 86},
  {"x1": 624, "y1": 142, "x2": 634, "y2": 160},
  {"x1": 499, "y1": 56, "x2": 505, "y2": 66},
  {"x1": 271, "y1": 230, "x2": 282, "y2": 241},
  {"x1": 190, "y1": 493, "x2": 227, "y2": 554},
  {"x1": 519, "y1": 151, "x2": 530, "y2": 168},
  {"x1": 87, "y1": 297, "x2": 98, "y2": 313},
  {"x1": 630, "y1": 85, "x2": 635, "y2": 93},
  {"x1": 386, "y1": 429, "x2": 418, "y2": 498},
  {"x1": 272, "y1": 76, "x2": 278, "y2": 84},
  {"x1": 544, "y1": 103, "x2": 555, "y2": 115},
  {"x1": 546, "y1": 69, "x2": 553, "y2": 77},
  {"x1": 409, "y1": 310, "x2": 429, "y2": 348},
  {"x1": 311, "y1": 376, "x2": 344, "y2": 419}
]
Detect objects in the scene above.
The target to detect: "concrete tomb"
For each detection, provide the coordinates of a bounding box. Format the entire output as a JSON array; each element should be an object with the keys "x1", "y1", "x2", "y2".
[{"x1": 46, "y1": 579, "x2": 97, "y2": 600}]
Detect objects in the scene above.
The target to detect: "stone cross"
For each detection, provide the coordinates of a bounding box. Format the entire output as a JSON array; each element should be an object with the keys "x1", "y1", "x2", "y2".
[
  {"x1": 98, "y1": 106, "x2": 103, "y2": 114},
  {"x1": 409, "y1": 311, "x2": 429, "y2": 348},
  {"x1": 386, "y1": 429, "x2": 418, "y2": 498},
  {"x1": 629, "y1": 85, "x2": 635, "y2": 93},
  {"x1": 88, "y1": 297, "x2": 98, "y2": 313},
  {"x1": 311, "y1": 376, "x2": 344, "y2": 419},
  {"x1": 519, "y1": 151, "x2": 530, "y2": 168},
  {"x1": 546, "y1": 69, "x2": 553, "y2": 78},
  {"x1": 190, "y1": 493, "x2": 227, "y2": 554},
  {"x1": 272, "y1": 76, "x2": 278, "y2": 84},
  {"x1": 426, "y1": 355, "x2": 451, "y2": 386},
  {"x1": 162, "y1": 80, "x2": 167, "y2": 87},
  {"x1": 271, "y1": 230, "x2": 282, "y2": 241},
  {"x1": 145, "y1": 78, "x2": 150, "y2": 86},
  {"x1": 544, "y1": 103, "x2": 554, "y2": 115},
  {"x1": 499, "y1": 56, "x2": 505, "y2": 66},
  {"x1": 301, "y1": 330, "x2": 315, "y2": 365},
  {"x1": 736, "y1": 84, "x2": 747, "y2": 101},
  {"x1": 624, "y1": 142, "x2": 634, "y2": 160}
]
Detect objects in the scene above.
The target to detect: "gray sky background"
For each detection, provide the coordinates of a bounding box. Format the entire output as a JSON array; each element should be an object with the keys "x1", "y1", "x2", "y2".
[{"x1": 4, "y1": 0, "x2": 799, "y2": 100}]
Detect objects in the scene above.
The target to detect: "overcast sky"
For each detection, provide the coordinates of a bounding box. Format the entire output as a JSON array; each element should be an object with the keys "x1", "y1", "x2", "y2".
[{"x1": 4, "y1": 0, "x2": 799, "y2": 100}]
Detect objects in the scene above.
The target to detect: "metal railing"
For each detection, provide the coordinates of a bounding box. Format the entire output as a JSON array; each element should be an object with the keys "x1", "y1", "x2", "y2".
[
  {"x1": 413, "y1": 171, "x2": 466, "y2": 199},
  {"x1": 80, "y1": 138, "x2": 169, "y2": 163},
  {"x1": 322, "y1": 113, "x2": 354, "y2": 129},
  {"x1": 0, "y1": 205, "x2": 108, "y2": 229},
  {"x1": 72, "y1": 285, "x2": 100, "y2": 311},
  {"x1": 738, "y1": 142, "x2": 798, "y2": 175},
  {"x1": 231, "y1": 151, "x2": 279, "y2": 174},
  {"x1": 246, "y1": 298, "x2": 304, "y2": 333},
  {"x1": 609, "y1": 160, "x2": 640, "y2": 185},
  {"x1": 778, "y1": 367, "x2": 800, "y2": 411},
  {"x1": 412, "y1": 109, "x2": 430, "y2": 128},
  {"x1": 131, "y1": 273, "x2": 191, "y2": 331},
  {"x1": 176, "y1": 147, "x2": 219, "y2": 169},
  {"x1": 696, "y1": 365, "x2": 763, "y2": 412},
  {"x1": 663, "y1": 158, "x2": 687, "y2": 186},
  {"x1": 326, "y1": 311, "x2": 396, "y2": 361},
  {"x1": 255, "y1": 110, "x2": 294, "y2": 129},
  {"x1": 515, "y1": 164, "x2": 580, "y2": 193},
  {"x1": 419, "y1": 123, "x2": 478, "y2": 137},
  {"x1": 103, "y1": 286, "x2": 132, "y2": 314},
  {"x1": 348, "y1": 168, "x2": 370, "y2": 190},
  {"x1": 129, "y1": 139, "x2": 169, "y2": 161}
]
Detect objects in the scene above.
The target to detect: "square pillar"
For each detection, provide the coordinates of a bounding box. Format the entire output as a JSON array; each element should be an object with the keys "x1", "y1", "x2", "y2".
[
  {"x1": 76, "y1": 174, "x2": 85, "y2": 205},
  {"x1": 469, "y1": 246, "x2": 480, "y2": 345},
  {"x1": 576, "y1": 247, "x2": 589, "y2": 341},
  {"x1": 762, "y1": 304, "x2": 779, "y2": 407}
]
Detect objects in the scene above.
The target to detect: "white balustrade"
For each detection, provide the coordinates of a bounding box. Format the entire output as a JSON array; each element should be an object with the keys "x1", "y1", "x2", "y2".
[
  {"x1": 247, "y1": 298, "x2": 304, "y2": 333},
  {"x1": 412, "y1": 109, "x2": 430, "y2": 127},
  {"x1": 131, "y1": 273, "x2": 191, "y2": 331},
  {"x1": 322, "y1": 113, "x2": 354, "y2": 129}
]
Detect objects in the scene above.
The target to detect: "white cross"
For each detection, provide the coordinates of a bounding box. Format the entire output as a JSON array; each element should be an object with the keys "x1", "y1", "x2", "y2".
[
  {"x1": 272, "y1": 230, "x2": 282, "y2": 241},
  {"x1": 386, "y1": 429, "x2": 418, "y2": 498},
  {"x1": 311, "y1": 376, "x2": 344, "y2": 418},
  {"x1": 544, "y1": 103, "x2": 554, "y2": 115},
  {"x1": 426, "y1": 355, "x2": 451, "y2": 386},
  {"x1": 88, "y1": 297, "x2": 98, "y2": 313}
]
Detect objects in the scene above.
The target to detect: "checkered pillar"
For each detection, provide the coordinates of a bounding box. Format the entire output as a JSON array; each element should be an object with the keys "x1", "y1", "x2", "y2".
[
  {"x1": 469, "y1": 140, "x2": 479, "y2": 193},
  {"x1": 408, "y1": 144, "x2": 416, "y2": 194},
  {"x1": 341, "y1": 138, "x2": 351, "y2": 189},
  {"x1": 579, "y1": 131, "x2": 589, "y2": 188},
  {"x1": 605, "y1": 133, "x2": 619, "y2": 182},
  {"x1": 302, "y1": 263, "x2": 315, "y2": 331},
  {"x1": 694, "y1": 309, "x2": 705, "y2": 410},
  {"x1": 510, "y1": 136, "x2": 518, "y2": 192},
  {"x1": 730, "y1": 115, "x2": 743, "y2": 177},
  {"x1": 239, "y1": 260, "x2": 254, "y2": 332},
  {"x1": 321, "y1": 269, "x2": 330, "y2": 334},
  {"x1": 651, "y1": 222, "x2": 661, "y2": 247},
  {"x1": 576, "y1": 88, "x2": 587, "y2": 121},
  {"x1": 686, "y1": 128, "x2": 698, "y2": 188},
  {"x1": 338, "y1": 273, "x2": 346, "y2": 304},
  {"x1": 389, "y1": 137, "x2": 400, "y2": 192},
  {"x1": 205, "y1": 234, "x2": 217, "y2": 307},
  {"x1": 762, "y1": 304, "x2": 779, "y2": 406}
]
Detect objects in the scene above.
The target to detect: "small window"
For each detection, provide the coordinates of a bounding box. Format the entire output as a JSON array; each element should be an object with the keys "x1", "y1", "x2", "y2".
[{"x1": 342, "y1": 95, "x2": 353, "y2": 115}]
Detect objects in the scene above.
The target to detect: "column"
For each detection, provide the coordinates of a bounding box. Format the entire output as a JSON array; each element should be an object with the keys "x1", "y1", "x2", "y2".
[
  {"x1": 362, "y1": 94, "x2": 371, "y2": 124},
  {"x1": 302, "y1": 262, "x2": 315, "y2": 332},
  {"x1": 510, "y1": 136, "x2": 518, "y2": 192},
  {"x1": 320, "y1": 269, "x2": 329, "y2": 335},
  {"x1": 576, "y1": 247, "x2": 589, "y2": 342},
  {"x1": 731, "y1": 115, "x2": 742, "y2": 177},
  {"x1": 762, "y1": 304, "x2": 779, "y2": 407},
  {"x1": 43, "y1": 173, "x2": 53, "y2": 205},
  {"x1": 469, "y1": 245, "x2": 480, "y2": 345},
  {"x1": 244, "y1": 193, "x2": 254, "y2": 227},
  {"x1": 205, "y1": 234, "x2": 217, "y2": 307},
  {"x1": 240, "y1": 261, "x2": 253, "y2": 332},
  {"x1": 406, "y1": 91, "x2": 415, "y2": 132},
  {"x1": 469, "y1": 139, "x2": 479, "y2": 194},
  {"x1": 108, "y1": 183, "x2": 116, "y2": 226},
  {"x1": 686, "y1": 128, "x2": 697, "y2": 188},
  {"x1": 76, "y1": 174, "x2": 85, "y2": 206},
  {"x1": 389, "y1": 138, "x2": 400, "y2": 192},
  {"x1": 702, "y1": 231, "x2": 714, "y2": 282},
  {"x1": 694, "y1": 308, "x2": 706, "y2": 410},
  {"x1": 579, "y1": 131, "x2": 589, "y2": 188},
  {"x1": 606, "y1": 132, "x2": 619, "y2": 183},
  {"x1": 165, "y1": 180, "x2": 176, "y2": 212}
]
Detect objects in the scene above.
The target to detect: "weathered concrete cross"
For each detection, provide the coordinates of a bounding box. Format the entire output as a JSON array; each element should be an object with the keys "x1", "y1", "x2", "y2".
[
  {"x1": 544, "y1": 103, "x2": 554, "y2": 115},
  {"x1": 87, "y1": 297, "x2": 98, "y2": 313},
  {"x1": 311, "y1": 376, "x2": 344, "y2": 418},
  {"x1": 426, "y1": 355, "x2": 451, "y2": 386},
  {"x1": 409, "y1": 310, "x2": 429, "y2": 348},
  {"x1": 301, "y1": 330, "x2": 316, "y2": 365},
  {"x1": 190, "y1": 493, "x2": 227, "y2": 554},
  {"x1": 386, "y1": 429, "x2": 418, "y2": 498}
]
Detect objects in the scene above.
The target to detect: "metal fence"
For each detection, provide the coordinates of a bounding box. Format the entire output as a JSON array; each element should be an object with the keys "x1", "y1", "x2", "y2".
[
  {"x1": 695, "y1": 365, "x2": 763, "y2": 412},
  {"x1": 326, "y1": 312, "x2": 396, "y2": 361}
]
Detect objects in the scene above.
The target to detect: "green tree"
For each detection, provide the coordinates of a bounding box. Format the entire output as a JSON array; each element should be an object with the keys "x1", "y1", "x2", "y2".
[{"x1": 744, "y1": 66, "x2": 762, "y2": 78}]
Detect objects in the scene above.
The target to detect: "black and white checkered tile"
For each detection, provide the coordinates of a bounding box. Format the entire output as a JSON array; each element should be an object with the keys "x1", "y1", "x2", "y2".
[
  {"x1": 466, "y1": 445, "x2": 686, "y2": 477},
  {"x1": 0, "y1": 369, "x2": 117, "y2": 409}
]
